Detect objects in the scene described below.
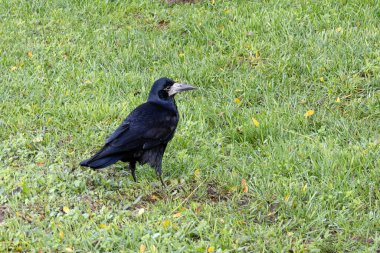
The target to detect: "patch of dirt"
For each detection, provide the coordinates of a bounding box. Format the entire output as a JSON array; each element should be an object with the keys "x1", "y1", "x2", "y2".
[
  {"x1": 166, "y1": 0, "x2": 198, "y2": 4},
  {"x1": 206, "y1": 184, "x2": 230, "y2": 202},
  {"x1": 0, "y1": 205, "x2": 8, "y2": 224},
  {"x1": 157, "y1": 20, "x2": 170, "y2": 29}
]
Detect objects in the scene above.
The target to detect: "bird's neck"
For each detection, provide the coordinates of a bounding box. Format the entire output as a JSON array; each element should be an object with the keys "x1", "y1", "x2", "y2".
[{"x1": 148, "y1": 98, "x2": 178, "y2": 112}]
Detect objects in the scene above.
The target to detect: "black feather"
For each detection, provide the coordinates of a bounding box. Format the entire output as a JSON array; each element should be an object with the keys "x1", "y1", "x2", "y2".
[{"x1": 79, "y1": 77, "x2": 195, "y2": 185}]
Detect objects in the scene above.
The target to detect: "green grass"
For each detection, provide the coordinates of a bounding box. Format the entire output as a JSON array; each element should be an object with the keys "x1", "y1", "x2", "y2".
[{"x1": 1, "y1": 0, "x2": 379, "y2": 252}]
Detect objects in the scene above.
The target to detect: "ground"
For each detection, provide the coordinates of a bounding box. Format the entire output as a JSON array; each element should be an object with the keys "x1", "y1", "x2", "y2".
[{"x1": 0, "y1": 0, "x2": 379, "y2": 252}]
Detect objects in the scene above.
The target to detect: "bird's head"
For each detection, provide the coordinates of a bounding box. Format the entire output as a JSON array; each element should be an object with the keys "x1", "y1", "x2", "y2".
[{"x1": 148, "y1": 77, "x2": 196, "y2": 103}]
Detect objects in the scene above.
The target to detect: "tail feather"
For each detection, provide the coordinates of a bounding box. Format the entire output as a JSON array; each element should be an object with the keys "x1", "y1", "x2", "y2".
[{"x1": 80, "y1": 155, "x2": 122, "y2": 169}]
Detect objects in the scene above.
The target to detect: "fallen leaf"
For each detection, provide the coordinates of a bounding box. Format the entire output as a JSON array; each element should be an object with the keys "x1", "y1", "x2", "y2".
[
  {"x1": 241, "y1": 179, "x2": 248, "y2": 193},
  {"x1": 65, "y1": 248, "x2": 74, "y2": 253},
  {"x1": 37, "y1": 161, "x2": 45, "y2": 167},
  {"x1": 255, "y1": 50, "x2": 260, "y2": 58},
  {"x1": 149, "y1": 194, "x2": 159, "y2": 201},
  {"x1": 99, "y1": 224, "x2": 108, "y2": 229},
  {"x1": 207, "y1": 246, "x2": 215, "y2": 252},
  {"x1": 136, "y1": 208, "x2": 145, "y2": 216},
  {"x1": 162, "y1": 219, "x2": 171, "y2": 228},
  {"x1": 33, "y1": 136, "x2": 43, "y2": 143},
  {"x1": 336, "y1": 27, "x2": 343, "y2": 32},
  {"x1": 194, "y1": 169, "x2": 201, "y2": 179},
  {"x1": 139, "y1": 244, "x2": 146, "y2": 253},
  {"x1": 304, "y1": 110, "x2": 315, "y2": 118},
  {"x1": 62, "y1": 206, "x2": 70, "y2": 214},
  {"x1": 10, "y1": 66, "x2": 17, "y2": 72},
  {"x1": 173, "y1": 212, "x2": 182, "y2": 218},
  {"x1": 319, "y1": 77, "x2": 325, "y2": 82},
  {"x1": 251, "y1": 117, "x2": 260, "y2": 127},
  {"x1": 27, "y1": 51, "x2": 33, "y2": 58},
  {"x1": 336, "y1": 97, "x2": 341, "y2": 103},
  {"x1": 234, "y1": 97, "x2": 241, "y2": 104},
  {"x1": 59, "y1": 231, "x2": 64, "y2": 240},
  {"x1": 211, "y1": 0, "x2": 215, "y2": 5},
  {"x1": 284, "y1": 193, "x2": 290, "y2": 203}
]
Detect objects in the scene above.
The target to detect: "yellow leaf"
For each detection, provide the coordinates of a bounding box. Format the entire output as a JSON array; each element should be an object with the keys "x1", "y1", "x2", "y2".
[
  {"x1": 162, "y1": 219, "x2": 171, "y2": 228},
  {"x1": 304, "y1": 110, "x2": 315, "y2": 118},
  {"x1": 99, "y1": 224, "x2": 108, "y2": 229},
  {"x1": 255, "y1": 50, "x2": 260, "y2": 59},
  {"x1": 251, "y1": 117, "x2": 260, "y2": 127},
  {"x1": 234, "y1": 97, "x2": 241, "y2": 104},
  {"x1": 62, "y1": 206, "x2": 70, "y2": 214},
  {"x1": 65, "y1": 248, "x2": 74, "y2": 253},
  {"x1": 211, "y1": 0, "x2": 215, "y2": 5},
  {"x1": 173, "y1": 212, "x2": 182, "y2": 218},
  {"x1": 241, "y1": 179, "x2": 248, "y2": 193},
  {"x1": 302, "y1": 184, "x2": 308, "y2": 192},
  {"x1": 194, "y1": 169, "x2": 201, "y2": 179},
  {"x1": 33, "y1": 136, "x2": 43, "y2": 143},
  {"x1": 10, "y1": 66, "x2": 17, "y2": 72},
  {"x1": 284, "y1": 193, "x2": 290, "y2": 203},
  {"x1": 336, "y1": 97, "x2": 341, "y2": 103},
  {"x1": 319, "y1": 77, "x2": 325, "y2": 82},
  {"x1": 59, "y1": 230, "x2": 64, "y2": 240},
  {"x1": 136, "y1": 208, "x2": 145, "y2": 216},
  {"x1": 336, "y1": 27, "x2": 343, "y2": 32},
  {"x1": 207, "y1": 246, "x2": 215, "y2": 252},
  {"x1": 27, "y1": 51, "x2": 33, "y2": 58},
  {"x1": 139, "y1": 244, "x2": 146, "y2": 253},
  {"x1": 15, "y1": 246, "x2": 23, "y2": 252}
]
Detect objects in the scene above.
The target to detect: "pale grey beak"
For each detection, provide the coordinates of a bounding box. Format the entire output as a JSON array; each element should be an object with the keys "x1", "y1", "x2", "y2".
[{"x1": 168, "y1": 83, "x2": 197, "y2": 96}]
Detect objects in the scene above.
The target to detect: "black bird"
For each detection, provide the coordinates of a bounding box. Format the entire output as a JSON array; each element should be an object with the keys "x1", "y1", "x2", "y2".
[{"x1": 80, "y1": 77, "x2": 196, "y2": 186}]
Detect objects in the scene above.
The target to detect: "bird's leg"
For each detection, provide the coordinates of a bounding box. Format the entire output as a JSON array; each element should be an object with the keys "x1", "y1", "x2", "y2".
[
  {"x1": 158, "y1": 173, "x2": 166, "y2": 187},
  {"x1": 129, "y1": 161, "x2": 137, "y2": 182},
  {"x1": 156, "y1": 167, "x2": 166, "y2": 187}
]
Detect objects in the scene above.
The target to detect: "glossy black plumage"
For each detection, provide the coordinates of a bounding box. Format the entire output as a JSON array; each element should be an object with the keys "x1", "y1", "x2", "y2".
[{"x1": 80, "y1": 77, "x2": 196, "y2": 185}]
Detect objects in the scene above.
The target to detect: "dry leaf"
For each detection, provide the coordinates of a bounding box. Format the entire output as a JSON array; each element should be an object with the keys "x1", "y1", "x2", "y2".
[
  {"x1": 10, "y1": 66, "x2": 17, "y2": 72},
  {"x1": 139, "y1": 244, "x2": 146, "y2": 253},
  {"x1": 194, "y1": 169, "x2": 201, "y2": 179},
  {"x1": 162, "y1": 219, "x2": 171, "y2": 228},
  {"x1": 62, "y1": 206, "x2": 70, "y2": 214},
  {"x1": 284, "y1": 193, "x2": 290, "y2": 202},
  {"x1": 37, "y1": 161, "x2": 45, "y2": 167},
  {"x1": 251, "y1": 117, "x2": 260, "y2": 127},
  {"x1": 336, "y1": 97, "x2": 341, "y2": 103},
  {"x1": 304, "y1": 110, "x2": 315, "y2": 118},
  {"x1": 173, "y1": 212, "x2": 182, "y2": 218},
  {"x1": 207, "y1": 246, "x2": 215, "y2": 252},
  {"x1": 255, "y1": 50, "x2": 260, "y2": 58},
  {"x1": 234, "y1": 97, "x2": 241, "y2": 104},
  {"x1": 99, "y1": 224, "x2": 108, "y2": 229},
  {"x1": 27, "y1": 51, "x2": 33, "y2": 58},
  {"x1": 59, "y1": 231, "x2": 64, "y2": 240},
  {"x1": 136, "y1": 208, "x2": 145, "y2": 216},
  {"x1": 241, "y1": 179, "x2": 248, "y2": 193}
]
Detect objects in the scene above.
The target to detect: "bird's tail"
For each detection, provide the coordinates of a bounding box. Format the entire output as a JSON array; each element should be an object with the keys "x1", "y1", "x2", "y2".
[{"x1": 80, "y1": 155, "x2": 122, "y2": 169}]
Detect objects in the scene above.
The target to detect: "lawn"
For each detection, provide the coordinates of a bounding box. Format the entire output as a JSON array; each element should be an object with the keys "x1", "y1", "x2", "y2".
[{"x1": 1, "y1": 0, "x2": 379, "y2": 252}]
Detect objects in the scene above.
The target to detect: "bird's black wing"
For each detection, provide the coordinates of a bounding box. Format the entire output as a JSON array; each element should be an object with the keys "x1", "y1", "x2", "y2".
[{"x1": 94, "y1": 102, "x2": 178, "y2": 158}]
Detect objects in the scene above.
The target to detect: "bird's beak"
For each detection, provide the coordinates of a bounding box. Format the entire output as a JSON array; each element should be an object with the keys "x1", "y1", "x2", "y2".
[{"x1": 168, "y1": 83, "x2": 197, "y2": 96}]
